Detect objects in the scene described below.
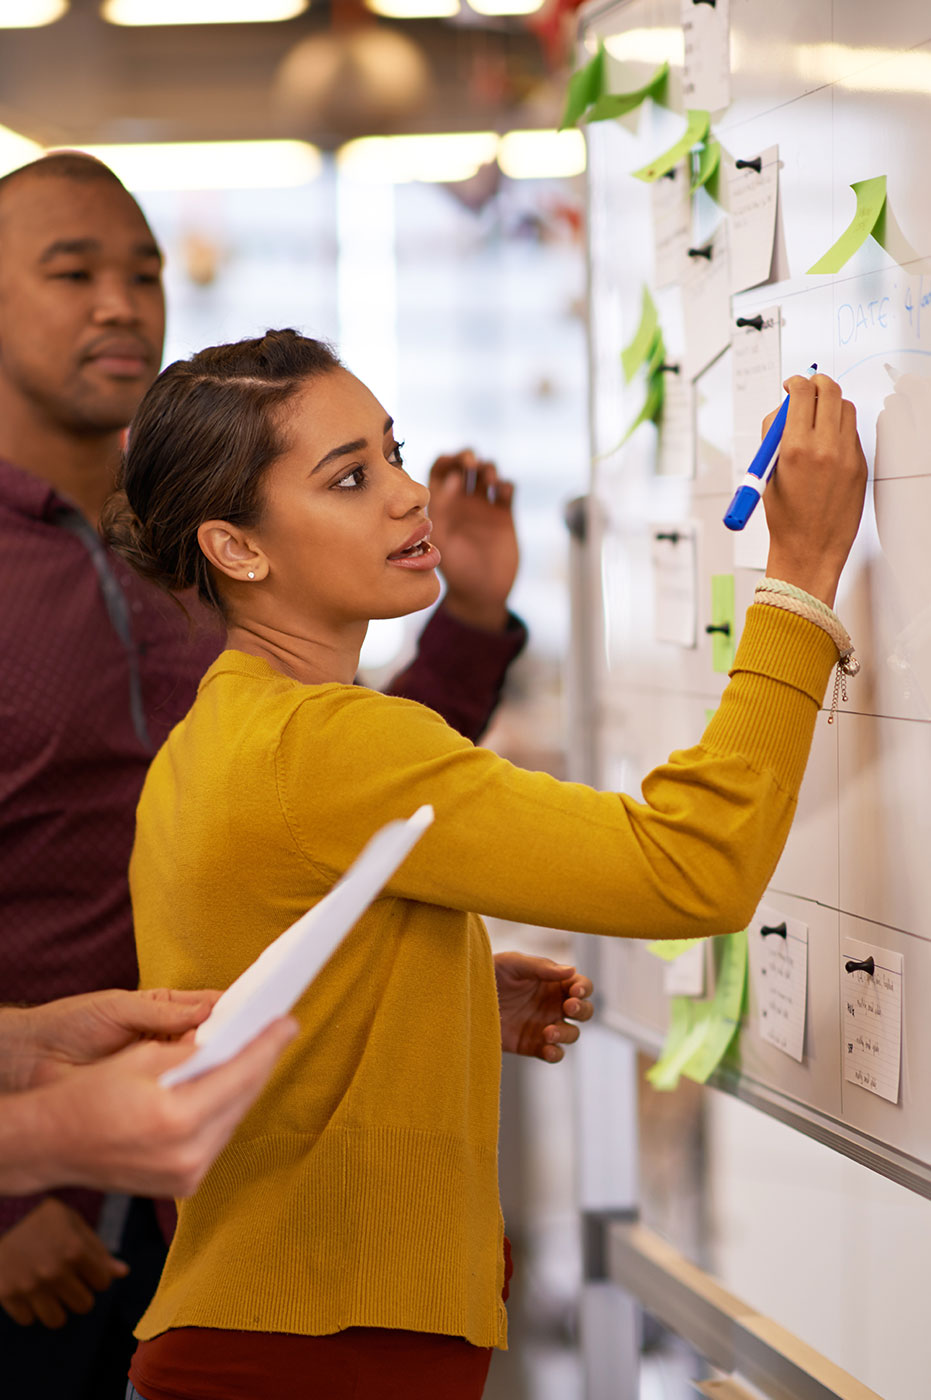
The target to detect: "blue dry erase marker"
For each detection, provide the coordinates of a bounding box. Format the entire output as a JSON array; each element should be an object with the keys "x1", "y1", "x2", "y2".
[{"x1": 723, "y1": 364, "x2": 818, "y2": 531}]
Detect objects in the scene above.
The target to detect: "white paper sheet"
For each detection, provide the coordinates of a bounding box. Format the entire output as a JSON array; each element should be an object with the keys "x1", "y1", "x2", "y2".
[
  {"x1": 650, "y1": 524, "x2": 697, "y2": 647},
  {"x1": 652, "y1": 162, "x2": 691, "y2": 289},
  {"x1": 683, "y1": 221, "x2": 731, "y2": 380},
  {"x1": 842, "y1": 938, "x2": 904, "y2": 1104},
  {"x1": 161, "y1": 805, "x2": 435, "y2": 1087},
  {"x1": 657, "y1": 371, "x2": 695, "y2": 477},
  {"x1": 665, "y1": 942, "x2": 706, "y2": 997},
  {"x1": 728, "y1": 144, "x2": 780, "y2": 295},
  {"x1": 749, "y1": 904, "x2": 808, "y2": 1062},
  {"x1": 730, "y1": 306, "x2": 782, "y2": 568},
  {"x1": 681, "y1": 0, "x2": 731, "y2": 114}
]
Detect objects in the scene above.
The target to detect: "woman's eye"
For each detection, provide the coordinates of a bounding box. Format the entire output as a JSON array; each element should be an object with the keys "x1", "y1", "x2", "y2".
[
  {"x1": 388, "y1": 440, "x2": 405, "y2": 467},
  {"x1": 334, "y1": 465, "x2": 367, "y2": 490}
]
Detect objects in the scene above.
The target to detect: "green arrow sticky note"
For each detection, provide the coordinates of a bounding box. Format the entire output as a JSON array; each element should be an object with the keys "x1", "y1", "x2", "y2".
[
  {"x1": 559, "y1": 45, "x2": 606, "y2": 130},
  {"x1": 647, "y1": 937, "x2": 706, "y2": 962},
  {"x1": 621, "y1": 373, "x2": 664, "y2": 445},
  {"x1": 680, "y1": 931, "x2": 748, "y2": 1083},
  {"x1": 645, "y1": 328, "x2": 666, "y2": 379},
  {"x1": 621, "y1": 286, "x2": 660, "y2": 383},
  {"x1": 646, "y1": 997, "x2": 702, "y2": 1089},
  {"x1": 691, "y1": 138, "x2": 721, "y2": 192},
  {"x1": 584, "y1": 61, "x2": 669, "y2": 124},
  {"x1": 709, "y1": 573, "x2": 736, "y2": 672},
  {"x1": 807, "y1": 175, "x2": 887, "y2": 274},
  {"x1": 632, "y1": 109, "x2": 710, "y2": 183}
]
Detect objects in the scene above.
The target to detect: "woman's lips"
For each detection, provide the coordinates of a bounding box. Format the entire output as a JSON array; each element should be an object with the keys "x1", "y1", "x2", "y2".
[{"x1": 386, "y1": 540, "x2": 442, "y2": 571}]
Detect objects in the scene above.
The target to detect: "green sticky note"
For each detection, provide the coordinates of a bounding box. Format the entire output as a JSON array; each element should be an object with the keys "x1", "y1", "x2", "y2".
[
  {"x1": 680, "y1": 931, "x2": 748, "y2": 1082},
  {"x1": 646, "y1": 997, "x2": 701, "y2": 1090},
  {"x1": 632, "y1": 109, "x2": 710, "y2": 183},
  {"x1": 621, "y1": 372, "x2": 664, "y2": 445},
  {"x1": 691, "y1": 139, "x2": 721, "y2": 192},
  {"x1": 559, "y1": 45, "x2": 606, "y2": 130},
  {"x1": 709, "y1": 573, "x2": 736, "y2": 673},
  {"x1": 584, "y1": 61, "x2": 669, "y2": 124},
  {"x1": 646, "y1": 937, "x2": 706, "y2": 962},
  {"x1": 806, "y1": 175, "x2": 887, "y2": 274},
  {"x1": 621, "y1": 287, "x2": 660, "y2": 383},
  {"x1": 644, "y1": 328, "x2": 666, "y2": 379}
]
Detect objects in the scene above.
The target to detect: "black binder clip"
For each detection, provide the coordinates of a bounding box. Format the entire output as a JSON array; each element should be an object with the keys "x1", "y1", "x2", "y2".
[
  {"x1": 688, "y1": 244, "x2": 713, "y2": 260},
  {"x1": 735, "y1": 156, "x2": 763, "y2": 172},
  {"x1": 736, "y1": 315, "x2": 765, "y2": 331},
  {"x1": 845, "y1": 956, "x2": 875, "y2": 976},
  {"x1": 760, "y1": 923, "x2": 787, "y2": 939}
]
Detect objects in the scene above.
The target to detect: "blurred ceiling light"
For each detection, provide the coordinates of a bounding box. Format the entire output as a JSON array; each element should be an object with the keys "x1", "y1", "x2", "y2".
[
  {"x1": 0, "y1": 0, "x2": 68, "y2": 25},
  {"x1": 80, "y1": 140, "x2": 321, "y2": 190},
  {"x1": 469, "y1": 0, "x2": 543, "y2": 14},
  {"x1": 0, "y1": 124, "x2": 43, "y2": 173},
  {"x1": 339, "y1": 133, "x2": 498, "y2": 184},
  {"x1": 603, "y1": 27, "x2": 683, "y2": 65},
  {"x1": 101, "y1": 0, "x2": 307, "y2": 24},
  {"x1": 498, "y1": 129, "x2": 585, "y2": 179},
  {"x1": 366, "y1": 0, "x2": 458, "y2": 16}
]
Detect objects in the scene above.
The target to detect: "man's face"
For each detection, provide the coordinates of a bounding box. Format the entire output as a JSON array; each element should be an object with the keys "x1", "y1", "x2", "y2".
[{"x1": 0, "y1": 174, "x2": 166, "y2": 434}]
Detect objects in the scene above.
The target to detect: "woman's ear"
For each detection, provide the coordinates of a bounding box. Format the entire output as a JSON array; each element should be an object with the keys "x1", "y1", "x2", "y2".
[{"x1": 197, "y1": 520, "x2": 268, "y2": 584}]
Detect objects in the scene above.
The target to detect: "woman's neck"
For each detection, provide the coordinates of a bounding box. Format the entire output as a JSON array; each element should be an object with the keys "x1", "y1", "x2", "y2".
[{"x1": 224, "y1": 620, "x2": 363, "y2": 686}]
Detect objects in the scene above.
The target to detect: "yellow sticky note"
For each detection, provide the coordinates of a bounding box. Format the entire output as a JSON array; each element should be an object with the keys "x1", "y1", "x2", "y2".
[
  {"x1": 621, "y1": 286, "x2": 660, "y2": 383},
  {"x1": 646, "y1": 998, "x2": 701, "y2": 1089},
  {"x1": 632, "y1": 109, "x2": 710, "y2": 183},
  {"x1": 709, "y1": 573, "x2": 736, "y2": 672},
  {"x1": 807, "y1": 175, "x2": 887, "y2": 274}
]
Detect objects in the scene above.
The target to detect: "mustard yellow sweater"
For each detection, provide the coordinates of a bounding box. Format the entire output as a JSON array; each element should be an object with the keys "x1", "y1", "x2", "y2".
[{"x1": 131, "y1": 605, "x2": 836, "y2": 1348}]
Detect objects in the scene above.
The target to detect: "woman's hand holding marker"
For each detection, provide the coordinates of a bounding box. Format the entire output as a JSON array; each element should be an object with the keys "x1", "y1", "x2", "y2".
[{"x1": 762, "y1": 372, "x2": 868, "y2": 607}]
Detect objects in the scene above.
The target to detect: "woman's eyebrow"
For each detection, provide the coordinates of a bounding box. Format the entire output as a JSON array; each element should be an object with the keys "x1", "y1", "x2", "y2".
[{"x1": 311, "y1": 419, "x2": 395, "y2": 475}]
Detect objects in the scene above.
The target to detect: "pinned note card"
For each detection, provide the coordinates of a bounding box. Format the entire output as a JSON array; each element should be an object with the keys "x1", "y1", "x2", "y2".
[
  {"x1": 682, "y1": 221, "x2": 731, "y2": 379},
  {"x1": 728, "y1": 145, "x2": 779, "y2": 294},
  {"x1": 681, "y1": 0, "x2": 731, "y2": 114},
  {"x1": 749, "y1": 906, "x2": 808, "y2": 1062},
  {"x1": 161, "y1": 806, "x2": 434, "y2": 1087},
  {"x1": 807, "y1": 175, "x2": 887, "y2": 275},
  {"x1": 652, "y1": 163, "x2": 691, "y2": 288},
  {"x1": 632, "y1": 109, "x2": 710, "y2": 184},
  {"x1": 648, "y1": 937, "x2": 707, "y2": 997},
  {"x1": 650, "y1": 525, "x2": 697, "y2": 646},
  {"x1": 657, "y1": 372, "x2": 695, "y2": 477},
  {"x1": 731, "y1": 306, "x2": 782, "y2": 569},
  {"x1": 842, "y1": 938, "x2": 903, "y2": 1104}
]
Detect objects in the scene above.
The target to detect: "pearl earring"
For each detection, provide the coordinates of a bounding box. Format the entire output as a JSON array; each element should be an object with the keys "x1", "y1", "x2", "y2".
[{"x1": 247, "y1": 570, "x2": 256, "y2": 580}]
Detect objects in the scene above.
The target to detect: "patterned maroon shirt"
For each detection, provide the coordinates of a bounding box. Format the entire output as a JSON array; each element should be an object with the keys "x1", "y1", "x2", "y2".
[{"x1": 0, "y1": 457, "x2": 525, "y2": 1234}]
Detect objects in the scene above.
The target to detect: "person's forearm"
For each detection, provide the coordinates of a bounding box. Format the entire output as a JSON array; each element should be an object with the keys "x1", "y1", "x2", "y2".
[{"x1": 0, "y1": 1090, "x2": 60, "y2": 1193}]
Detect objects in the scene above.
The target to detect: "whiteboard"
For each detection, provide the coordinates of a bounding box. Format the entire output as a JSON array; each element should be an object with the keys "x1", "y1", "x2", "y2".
[{"x1": 579, "y1": 0, "x2": 931, "y2": 1195}]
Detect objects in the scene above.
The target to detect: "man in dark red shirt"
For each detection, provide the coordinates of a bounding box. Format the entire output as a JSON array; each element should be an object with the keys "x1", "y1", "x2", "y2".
[{"x1": 0, "y1": 152, "x2": 525, "y2": 1399}]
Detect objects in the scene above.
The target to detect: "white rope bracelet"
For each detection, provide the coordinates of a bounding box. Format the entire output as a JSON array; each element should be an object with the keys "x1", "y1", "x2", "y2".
[{"x1": 754, "y1": 578, "x2": 860, "y2": 723}]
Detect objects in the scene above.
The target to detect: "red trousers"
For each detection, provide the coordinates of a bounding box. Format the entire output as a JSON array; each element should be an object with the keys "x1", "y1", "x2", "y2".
[{"x1": 129, "y1": 1238, "x2": 513, "y2": 1400}]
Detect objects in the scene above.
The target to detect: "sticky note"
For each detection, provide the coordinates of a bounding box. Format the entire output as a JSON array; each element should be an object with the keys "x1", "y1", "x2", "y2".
[
  {"x1": 807, "y1": 175, "x2": 887, "y2": 275},
  {"x1": 691, "y1": 139, "x2": 721, "y2": 193},
  {"x1": 709, "y1": 573, "x2": 736, "y2": 672},
  {"x1": 559, "y1": 44, "x2": 606, "y2": 130},
  {"x1": 632, "y1": 109, "x2": 710, "y2": 183},
  {"x1": 620, "y1": 373, "x2": 664, "y2": 445},
  {"x1": 679, "y1": 931, "x2": 748, "y2": 1083},
  {"x1": 648, "y1": 937, "x2": 705, "y2": 962},
  {"x1": 842, "y1": 938, "x2": 903, "y2": 1104},
  {"x1": 645, "y1": 329, "x2": 666, "y2": 379},
  {"x1": 584, "y1": 62, "x2": 669, "y2": 123},
  {"x1": 621, "y1": 286, "x2": 660, "y2": 383},
  {"x1": 646, "y1": 998, "x2": 704, "y2": 1089}
]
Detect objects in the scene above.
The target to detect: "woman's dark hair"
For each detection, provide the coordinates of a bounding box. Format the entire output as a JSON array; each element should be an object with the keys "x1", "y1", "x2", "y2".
[{"x1": 101, "y1": 328, "x2": 342, "y2": 613}]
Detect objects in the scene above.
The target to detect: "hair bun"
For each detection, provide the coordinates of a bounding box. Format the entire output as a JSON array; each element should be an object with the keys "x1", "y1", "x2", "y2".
[{"x1": 99, "y1": 487, "x2": 190, "y2": 593}]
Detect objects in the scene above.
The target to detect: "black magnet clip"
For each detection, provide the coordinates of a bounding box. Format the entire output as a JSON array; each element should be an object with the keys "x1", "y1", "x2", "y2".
[
  {"x1": 735, "y1": 156, "x2": 763, "y2": 172},
  {"x1": 705, "y1": 622, "x2": 731, "y2": 635},
  {"x1": 654, "y1": 531, "x2": 681, "y2": 543},
  {"x1": 662, "y1": 168, "x2": 678, "y2": 180},
  {"x1": 760, "y1": 922, "x2": 787, "y2": 939},
  {"x1": 693, "y1": 0, "x2": 716, "y2": 7},
  {"x1": 736, "y1": 315, "x2": 765, "y2": 332},
  {"x1": 845, "y1": 956, "x2": 875, "y2": 976},
  {"x1": 659, "y1": 363, "x2": 681, "y2": 374},
  {"x1": 688, "y1": 244, "x2": 713, "y2": 260}
]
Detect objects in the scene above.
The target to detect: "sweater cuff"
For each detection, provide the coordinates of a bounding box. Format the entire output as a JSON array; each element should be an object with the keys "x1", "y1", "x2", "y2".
[
  {"x1": 702, "y1": 604, "x2": 839, "y2": 795},
  {"x1": 421, "y1": 604, "x2": 527, "y2": 672}
]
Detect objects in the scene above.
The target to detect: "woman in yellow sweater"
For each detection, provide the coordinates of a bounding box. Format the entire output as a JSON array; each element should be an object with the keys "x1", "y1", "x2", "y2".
[{"x1": 104, "y1": 329, "x2": 866, "y2": 1400}]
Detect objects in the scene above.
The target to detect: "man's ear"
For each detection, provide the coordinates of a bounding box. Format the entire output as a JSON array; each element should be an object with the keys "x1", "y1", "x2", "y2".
[{"x1": 196, "y1": 520, "x2": 268, "y2": 584}]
